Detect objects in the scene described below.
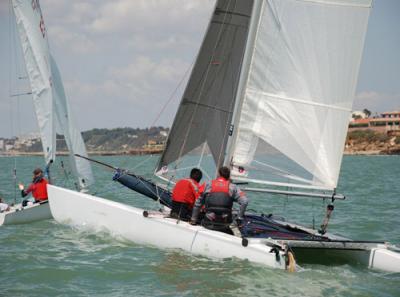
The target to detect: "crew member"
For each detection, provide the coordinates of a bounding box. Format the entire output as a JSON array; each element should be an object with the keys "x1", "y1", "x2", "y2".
[
  {"x1": 19, "y1": 168, "x2": 49, "y2": 207},
  {"x1": 190, "y1": 166, "x2": 248, "y2": 235},
  {"x1": 170, "y1": 168, "x2": 203, "y2": 221}
]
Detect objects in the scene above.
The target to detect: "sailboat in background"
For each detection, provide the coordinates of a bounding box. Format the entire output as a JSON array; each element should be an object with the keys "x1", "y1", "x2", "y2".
[
  {"x1": 0, "y1": 0, "x2": 94, "y2": 225},
  {"x1": 48, "y1": 0, "x2": 400, "y2": 272}
]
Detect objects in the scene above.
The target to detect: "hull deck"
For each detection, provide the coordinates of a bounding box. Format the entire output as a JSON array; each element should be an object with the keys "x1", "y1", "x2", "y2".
[{"x1": 0, "y1": 201, "x2": 52, "y2": 226}]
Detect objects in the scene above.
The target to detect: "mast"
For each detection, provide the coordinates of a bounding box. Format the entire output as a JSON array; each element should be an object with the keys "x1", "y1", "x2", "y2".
[{"x1": 224, "y1": 0, "x2": 264, "y2": 167}]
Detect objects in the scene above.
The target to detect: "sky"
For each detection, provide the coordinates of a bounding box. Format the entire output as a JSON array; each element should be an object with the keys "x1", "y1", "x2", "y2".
[{"x1": 0, "y1": 0, "x2": 399, "y2": 138}]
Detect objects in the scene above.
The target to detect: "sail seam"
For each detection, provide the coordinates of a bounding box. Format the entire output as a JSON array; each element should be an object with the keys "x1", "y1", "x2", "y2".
[
  {"x1": 246, "y1": 88, "x2": 352, "y2": 112},
  {"x1": 233, "y1": 176, "x2": 333, "y2": 191},
  {"x1": 182, "y1": 98, "x2": 231, "y2": 113},
  {"x1": 294, "y1": 0, "x2": 372, "y2": 8}
]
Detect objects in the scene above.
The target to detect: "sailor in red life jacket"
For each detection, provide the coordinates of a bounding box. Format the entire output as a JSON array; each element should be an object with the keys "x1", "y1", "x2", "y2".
[
  {"x1": 190, "y1": 166, "x2": 248, "y2": 235},
  {"x1": 170, "y1": 168, "x2": 204, "y2": 221},
  {"x1": 19, "y1": 168, "x2": 49, "y2": 207}
]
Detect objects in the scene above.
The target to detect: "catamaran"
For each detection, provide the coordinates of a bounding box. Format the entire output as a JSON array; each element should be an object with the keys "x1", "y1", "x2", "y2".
[
  {"x1": 1, "y1": 0, "x2": 94, "y2": 226},
  {"x1": 48, "y1": 0, "x2": 400, "y2": 272}
]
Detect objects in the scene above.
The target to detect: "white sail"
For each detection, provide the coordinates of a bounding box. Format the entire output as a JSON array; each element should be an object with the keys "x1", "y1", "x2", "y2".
[
  {"x1": 228, "y1": 0, "x2": 372, "y2": 189},
  {"x1": 51, "y1": 55, "x2": 94, "y2": 188},
  {"x1": 12, "y1": 0, "x2": 55, "y2": 164}
]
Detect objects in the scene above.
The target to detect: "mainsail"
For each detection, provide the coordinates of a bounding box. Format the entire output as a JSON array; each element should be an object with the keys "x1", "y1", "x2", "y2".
[
  {"x1": 51, "y1": 55, "x2": 94, "y2": 188},
  {"x1": 157, "y1": 0, "x2": 254, "y2": 179},
  {"x1": 12, "y1": 0, "x2": 94, "y2": 188},
  {"x1": 12, "y1": 0, "x2": 55, "y2": 164}
]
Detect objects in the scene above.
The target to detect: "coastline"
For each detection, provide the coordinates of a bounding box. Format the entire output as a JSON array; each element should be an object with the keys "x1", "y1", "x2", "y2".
[
  {"x1": 1, "y1": 148, "x2": 164, "y2": 157},
  {"x1": 2, "y1": 148, "x2": 399, "y2": 157}
]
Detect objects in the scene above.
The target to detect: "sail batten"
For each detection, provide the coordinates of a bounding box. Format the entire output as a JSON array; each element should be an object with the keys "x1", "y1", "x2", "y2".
[{"x1": 245, "y1": 89, "x2": 353, "y2": 112}]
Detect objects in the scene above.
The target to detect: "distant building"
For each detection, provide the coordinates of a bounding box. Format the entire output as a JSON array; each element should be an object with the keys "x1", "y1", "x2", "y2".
[
  {"x1": 351, "y1": 110, "x2": 368, "y2": 120},
  {"x1": 349, "y1": 111, "x2": 400, "y2": 134},
  {"x1": 143, "y1": 140, "x2": 164, "y2": 151},
  {"x1": 5, "y1": 144, "x2": 14, "y2": 151}
]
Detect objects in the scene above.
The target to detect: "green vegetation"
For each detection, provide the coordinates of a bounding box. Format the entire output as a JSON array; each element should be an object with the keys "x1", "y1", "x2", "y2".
[
  {"x1": 347, "y1": 129, "x2": 390, "y2": 143},
  {"x1": 14, "y1": 127, "x2": 169, "y2": 153}
]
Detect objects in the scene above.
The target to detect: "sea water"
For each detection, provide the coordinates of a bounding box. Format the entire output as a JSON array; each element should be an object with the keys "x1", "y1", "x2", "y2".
[{"x1": 0, "y1": 155, "x2": 399, "y2": 297}]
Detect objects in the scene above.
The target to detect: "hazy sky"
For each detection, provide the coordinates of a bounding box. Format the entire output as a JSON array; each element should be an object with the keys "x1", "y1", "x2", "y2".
[{"x1": 0, "y1": 0, "x2": 399, "y2": 138}]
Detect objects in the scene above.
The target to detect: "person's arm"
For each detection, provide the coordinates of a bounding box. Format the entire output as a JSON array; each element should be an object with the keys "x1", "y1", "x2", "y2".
[
  {"x1": 230, "y1": 185, "x2": 249, "y2": 220},
  {"x1": 20, "y1": 183, "x2": 34, "y2": 198},
  {"x1": 190, "y1": 182, "x2": 210, "y2": 224},
  {"x1": 190, "y1": 194, "x2": 205, "y2": 224}
]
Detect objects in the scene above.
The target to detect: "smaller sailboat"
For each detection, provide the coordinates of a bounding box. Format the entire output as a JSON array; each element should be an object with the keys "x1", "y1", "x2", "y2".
[
  {"x1": 1, "y1": 0, "x2": 94, "y2": 226},
  {"x1": 48, "y1": 0, "x2": 400, "y2": 272}
]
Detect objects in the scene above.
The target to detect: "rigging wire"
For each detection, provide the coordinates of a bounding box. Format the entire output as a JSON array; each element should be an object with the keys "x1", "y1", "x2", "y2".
[
  {"x1": 149, "y1": 61, "x2": 195, "y2": 129},
  {"x1": 116, "y1": 56, "x2": 193, "y2": 172},
  {"x1": 8, "y1": 0, "x2": 18, "y2": 204}
]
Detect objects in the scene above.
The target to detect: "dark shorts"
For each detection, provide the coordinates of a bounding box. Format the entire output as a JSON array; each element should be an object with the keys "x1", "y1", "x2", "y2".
[{"x1": 170, "y1": 201, "x2": 192, "y2": 221}]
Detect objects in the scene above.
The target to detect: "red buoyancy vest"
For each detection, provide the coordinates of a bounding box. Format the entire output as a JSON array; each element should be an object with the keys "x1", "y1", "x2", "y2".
[
  {"x1": 204, "y1": 177, "x2": 233, "y2": 225},
  {"x1": 32, "y1": 178, "x2": 48, "y2": 201},
  {"x1": 172, "y1": 179, "x2": 201, "y2": 208},
  {"x1": 210, "y1": 177, "x2": 230, "y2": 194}
]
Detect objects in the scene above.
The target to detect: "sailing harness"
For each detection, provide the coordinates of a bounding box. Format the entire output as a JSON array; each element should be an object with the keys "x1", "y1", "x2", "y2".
[{"x1": 202, "y1": 178, "x2": 234, "y2": 232}]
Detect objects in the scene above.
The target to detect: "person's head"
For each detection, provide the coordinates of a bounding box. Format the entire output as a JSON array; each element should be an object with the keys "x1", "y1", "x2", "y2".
[
  {"x1": 190, "y1": 168, "x2": 202, "y2": 183},
  {"x1": 218, "y1": 166, "x2": 230, "y2": 180},
  {"x1": 32, "y1": 168, "x2": 44, "y2": 180}
]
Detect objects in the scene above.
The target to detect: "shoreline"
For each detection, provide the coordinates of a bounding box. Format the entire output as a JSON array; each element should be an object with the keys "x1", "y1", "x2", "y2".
[
  {"x1": 1, "y1": 150, "x2": 399, "y2": 157},
  {"x1": 0, "y1": 149, "x2": 164, "y2": 157}
]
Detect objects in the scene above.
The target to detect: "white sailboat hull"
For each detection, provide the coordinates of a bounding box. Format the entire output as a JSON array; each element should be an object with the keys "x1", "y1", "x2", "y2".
[
  {"x1": 47, "y1": 185, "x2": 287, "y2": 270},
  {"x1": 48, "y1": 185, "x2": 400, "y2": 273},
  {"x1": 0, "y1": 201, "x2": 52, "y2": 226}
]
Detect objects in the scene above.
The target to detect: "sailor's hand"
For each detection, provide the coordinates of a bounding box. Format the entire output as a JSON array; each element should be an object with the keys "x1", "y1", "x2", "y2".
[
  {"x1": 189, "y1": 220, "x2": 197, "y2": 225},
  {"x1": 235, "y1": 217, "x2": 243, "y2": 227},
  {"x1": 18, "y1": 183, "x2": 24, "y2": 190}
]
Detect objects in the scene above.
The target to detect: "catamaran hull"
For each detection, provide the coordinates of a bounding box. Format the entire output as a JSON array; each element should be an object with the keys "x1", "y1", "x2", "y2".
[
  {"x1": 0, "y1": 201, "x2": 52, "y2": 226},
  {"x1": 47, "y1": 185, "x2": 287, "y2": 269},
  {"x1": 48, "y1": 185, "x2": 400, "y2": 272}
]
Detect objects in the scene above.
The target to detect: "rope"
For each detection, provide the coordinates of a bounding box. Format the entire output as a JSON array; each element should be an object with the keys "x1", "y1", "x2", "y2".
[{"x1": 149, "y1": 61, "x2": 195, "y2": 128}]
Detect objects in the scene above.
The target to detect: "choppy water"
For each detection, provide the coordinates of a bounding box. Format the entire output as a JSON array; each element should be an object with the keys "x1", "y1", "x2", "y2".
[{"x1": 0, "y1": 155, "x2": 399, "y2": 297}]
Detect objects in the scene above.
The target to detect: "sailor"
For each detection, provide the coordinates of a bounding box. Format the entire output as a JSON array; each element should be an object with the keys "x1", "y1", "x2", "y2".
[
  {"x1": 170, "y1": 168, "x2": 204, "y2": 221},
  {"x1": 190, "y1": 166, "x2": 248, "y2": 235},
  {"x1": 0, "y1": 197, "x2": 10, "y2": 213},
  {"x1": 19, "y1": 168, "x2": 49, "y2": 207}
]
